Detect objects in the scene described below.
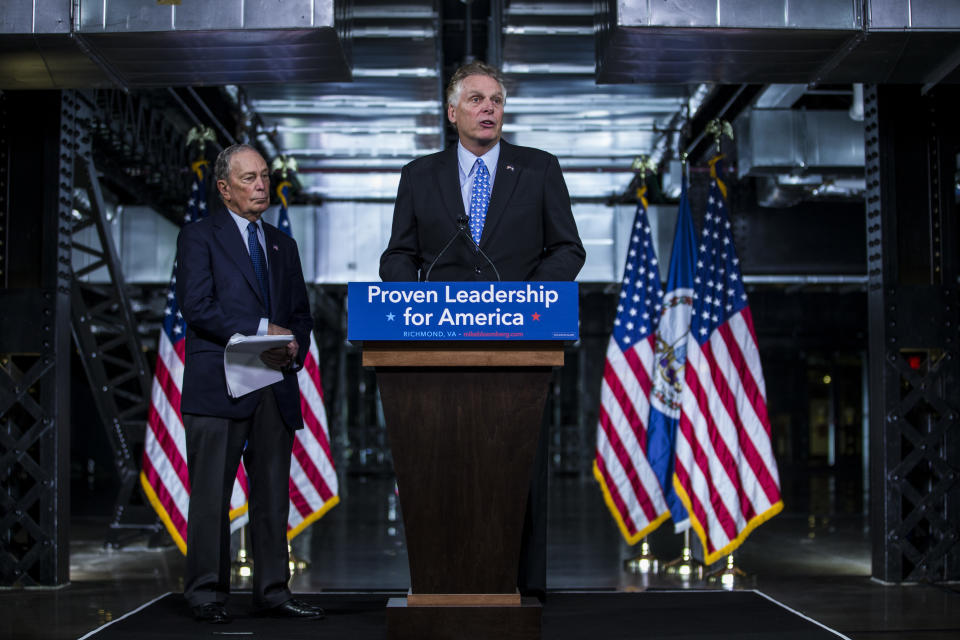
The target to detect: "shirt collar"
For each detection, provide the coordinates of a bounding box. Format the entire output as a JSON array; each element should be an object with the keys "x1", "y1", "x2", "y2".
[
  {"x1": 227, "y1": 208, "x2": 262, "y2": 238},
  {"x1": 457, "y1": 140, "x2": 500, "y2": 180}
]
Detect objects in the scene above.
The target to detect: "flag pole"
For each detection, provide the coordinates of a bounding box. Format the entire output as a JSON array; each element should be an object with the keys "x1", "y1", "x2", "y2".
[
  {"x1": 661, "y1": 153, "x2": 699, "y2": 582},
  {"x1": 594, "y1": 153, "x2": 671, "y2": 555},
  {"x1": 620, "y1": 155, "x2": 662, "y2": 577},
  {"x1": 274, "y1": 154, "x2": 309, "y2": 580},
  {"x1": 670, "y1": 146, "x2": 782, "y2": 567},
  {"x1": 694, "y1": 132, "x2": 746, "y2": 591}
]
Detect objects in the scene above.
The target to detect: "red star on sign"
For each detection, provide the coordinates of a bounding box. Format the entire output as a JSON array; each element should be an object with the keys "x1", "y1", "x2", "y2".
[{"x1": 531, "y1": 312, "x2": 541, "y2": 321}]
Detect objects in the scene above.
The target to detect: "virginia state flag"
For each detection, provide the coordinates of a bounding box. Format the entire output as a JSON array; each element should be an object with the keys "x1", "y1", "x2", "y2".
[{"x1": 645, "y1": 176, "x2": 696, "y2": 531}]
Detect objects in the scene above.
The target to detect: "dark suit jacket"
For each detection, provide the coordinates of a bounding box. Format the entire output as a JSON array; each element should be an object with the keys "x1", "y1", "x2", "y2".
[
  {"x1": 175, "y1": 207, "x2": 313, "y2": 430},
  {"x1": 379, "y1": 140, "x2": 585, "y2": 282}
]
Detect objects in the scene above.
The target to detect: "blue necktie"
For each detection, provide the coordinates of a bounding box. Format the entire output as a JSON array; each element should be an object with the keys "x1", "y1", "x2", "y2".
[
  {"x1": 469, "y1": 159, "x2": 491, "y2": 244},
  {"x1": 247, "y1": 221, "x2": 270, "y2": 313}
]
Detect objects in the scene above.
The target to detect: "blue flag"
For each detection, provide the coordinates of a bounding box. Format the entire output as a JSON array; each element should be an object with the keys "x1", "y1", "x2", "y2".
[{"x1": 645, "y1": 175, "x2": 696, "y2": 530}]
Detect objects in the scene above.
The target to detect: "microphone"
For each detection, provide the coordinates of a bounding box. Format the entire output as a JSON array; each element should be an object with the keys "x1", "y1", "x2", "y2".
[
  {"x1": 423, "y1": 216, "x2": 470, "y2": 282},
  {"x1": 423, "y1": 216, "x2": 501, "y2": 282}
]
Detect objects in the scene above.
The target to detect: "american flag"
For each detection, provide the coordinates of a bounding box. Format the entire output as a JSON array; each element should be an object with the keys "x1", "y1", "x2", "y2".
[
  {"x1": 275, "y1": 180, "x2": 339, "y2": 536},
  {"x1": 675, "y1": 156, "x2": 782, "y2": 564},
  {"x1": 594, "y1": 186, "x2": 670, "y2": 544},
  {"x1": 140, "y1": 160, "x2": 250, "y2": 553}
]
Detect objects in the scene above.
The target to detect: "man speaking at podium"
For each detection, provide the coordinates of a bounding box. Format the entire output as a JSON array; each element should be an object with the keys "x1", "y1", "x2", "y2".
[
  {"x1": 380, "y1": 62, "x2": 585, "y2": 600},
  {"x1": 379, "y1": 61, "x2": 584, "y2": 283}
]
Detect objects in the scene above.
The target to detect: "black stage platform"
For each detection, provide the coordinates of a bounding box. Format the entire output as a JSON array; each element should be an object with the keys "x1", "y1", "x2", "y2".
[{"x1": 80, "y1": 590, "x2": 848, "y2": 639}]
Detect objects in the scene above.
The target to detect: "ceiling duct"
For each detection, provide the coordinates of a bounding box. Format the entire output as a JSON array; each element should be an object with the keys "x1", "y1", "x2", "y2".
[
  {"x1": 0, "y1": 0, "x2": 111, "y2": 88},
  {"x1": 735, "y1": 108, "x2": 864, "y2": 178},
  {"x1": 76, "y1": 0, "x2": 351, "y2": 87},
  {"x1": 735, "y1": 107, "x2": 865, "y2": 207},
  {"x1": 596, "y1": 0, "x2": 960, "y2": 85},
  {"x1": 1, "y1": 0, "x2": 352, "y2": 89}
]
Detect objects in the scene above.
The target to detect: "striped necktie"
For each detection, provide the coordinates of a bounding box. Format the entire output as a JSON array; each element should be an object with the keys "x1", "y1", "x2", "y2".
[
  {"x1": 469, "y1": 159, "x2": 491, "y2": 244},
  {"x1": 247, "y1": 221, "x2": 270, "y2": 313}
]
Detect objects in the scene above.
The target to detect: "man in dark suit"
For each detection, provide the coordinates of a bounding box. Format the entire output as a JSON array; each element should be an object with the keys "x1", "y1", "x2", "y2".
[
  {"x1": 380, "y1": 61, "x2": 584, "y2": 282},
  {"x1": 380, "y1": 62, "x2": 585, "y2": 600},
  {"x1": 175, "y1": 143, "x2": 323, "y2": 623}
]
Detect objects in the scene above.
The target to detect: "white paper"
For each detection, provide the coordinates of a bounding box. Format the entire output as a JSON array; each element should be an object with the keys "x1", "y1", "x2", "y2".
[{"x1": 223, "y1": 333, "x2": 294, "y2": 398}]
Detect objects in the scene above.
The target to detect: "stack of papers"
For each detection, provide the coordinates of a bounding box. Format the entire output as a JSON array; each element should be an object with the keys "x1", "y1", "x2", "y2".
[{"x1": 224, "y1": 333, "x2": 294, "y2": 398}]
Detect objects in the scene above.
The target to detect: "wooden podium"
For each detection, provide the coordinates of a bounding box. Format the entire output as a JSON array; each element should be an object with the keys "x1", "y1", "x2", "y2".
[{"x1": 364, "y1": 340, "x2": 563, "y2": 640}]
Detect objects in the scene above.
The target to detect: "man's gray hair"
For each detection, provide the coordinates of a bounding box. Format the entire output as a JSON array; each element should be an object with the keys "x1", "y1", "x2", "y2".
[
  {"x1": 445, "y1": 61, "x2": 506, "y2": 110},
  {"x1": 214, "y1": 143, "x2": 260, "y2": 183}
]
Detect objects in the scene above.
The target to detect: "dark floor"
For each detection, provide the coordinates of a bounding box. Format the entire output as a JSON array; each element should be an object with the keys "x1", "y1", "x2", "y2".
[
  {"x1": 79, "y1": 591, "x2": 854, "y2": 640},
  {"x1": 3, "y1": 472, "x2": 960, "y2": 640}
]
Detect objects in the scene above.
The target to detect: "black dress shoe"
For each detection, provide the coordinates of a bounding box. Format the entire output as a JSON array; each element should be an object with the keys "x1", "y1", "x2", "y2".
[
  {"x1": 193, "y1": 602, "x2": 231, "y2": 624},
  {"x1": 257, "y1": 598, "x2": 325, "y2": 619}
]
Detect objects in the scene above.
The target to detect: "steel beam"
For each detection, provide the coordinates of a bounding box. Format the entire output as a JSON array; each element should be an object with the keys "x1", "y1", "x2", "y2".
[
  {"x1": 866, "y1": 84, "x2": 960, "y2": 582},
  {"x1": 0, "y1": 91, "x2": 73, "y2": 586}
]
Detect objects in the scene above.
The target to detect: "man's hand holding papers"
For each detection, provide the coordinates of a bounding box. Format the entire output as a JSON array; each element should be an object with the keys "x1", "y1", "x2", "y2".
[{"x1": 224, "y1": 332, "x2": 296, "y2": 398}]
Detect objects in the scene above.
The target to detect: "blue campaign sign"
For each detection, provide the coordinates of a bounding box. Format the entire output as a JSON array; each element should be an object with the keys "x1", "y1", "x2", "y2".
[{"x1": 347, "y1": 281, "x2": 579, "y2": 341}]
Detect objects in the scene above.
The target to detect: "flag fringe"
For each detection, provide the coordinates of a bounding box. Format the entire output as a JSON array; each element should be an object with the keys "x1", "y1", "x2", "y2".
[
  {"x1": 229, "y1": 503, "x2": 248, "y2": 521},
  {"x1": 592, "y1": 461, "x2": 670, "y2": 546},
  {"x1": 672, "y1": 474, "x2": 783, "y2": 565},
  {"x1": 140, "y1": 471, "x2": 187, "y2": 555},
  {"x1": 141, "y1": 471, "x2": 340, "y2": 554},
  {"x1": 287, "y1": 495, "x2": 340, "y2": 540}
]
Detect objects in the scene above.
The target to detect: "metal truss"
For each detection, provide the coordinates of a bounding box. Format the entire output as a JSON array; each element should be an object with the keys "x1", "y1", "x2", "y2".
[
  {"x1": 866, "y1": 84, "x2": 960, "y2": 582},
  {"x1": 0, "y1": 91, "x2": 74, "y2": 586},
  {"x1": 67, "y1": 99, "x2": 160, "y2": 547},
  {"x1": 83, "y1": 89, "x2": 194, "y2": 224}
]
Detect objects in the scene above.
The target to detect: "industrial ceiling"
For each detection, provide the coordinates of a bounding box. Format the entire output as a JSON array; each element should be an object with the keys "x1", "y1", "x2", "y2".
[{"x1": 3, "y1": 0, "x2": 959, "y2": 282}]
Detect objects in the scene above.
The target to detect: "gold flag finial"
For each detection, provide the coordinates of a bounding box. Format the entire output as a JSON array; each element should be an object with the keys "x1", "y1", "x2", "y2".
[
  {"x1": 631, "y1": 155, "x2": 658, "y2": 182},
  {"x1": 271, "y1": 155, "x2": 298, "y2": 179},
  {"x1": 705, "y1": 119, "x2": 734, "y2": 153},
  {"x1": 185, "y1": 126, "x2": 217, "y2": 150}
]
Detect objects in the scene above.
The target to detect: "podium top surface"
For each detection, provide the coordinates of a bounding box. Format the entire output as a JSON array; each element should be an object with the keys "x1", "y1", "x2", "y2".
[{"x1": 360, "y1": 341, "x2": 565, "y2": 368}]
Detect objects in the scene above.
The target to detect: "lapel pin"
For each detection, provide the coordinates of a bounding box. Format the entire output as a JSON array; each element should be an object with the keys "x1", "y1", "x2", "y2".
[
  {"x1": 272, "y1": 244, "x2": 279, "y2": 251},
  {"x1": 506, "y1": 164, "x2": 515, "y2": 172}
]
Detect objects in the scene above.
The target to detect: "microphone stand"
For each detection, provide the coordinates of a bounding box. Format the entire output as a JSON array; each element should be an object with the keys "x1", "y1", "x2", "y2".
[{"x1": 423, "y1": 217, "x2": 501, "y2": 282}]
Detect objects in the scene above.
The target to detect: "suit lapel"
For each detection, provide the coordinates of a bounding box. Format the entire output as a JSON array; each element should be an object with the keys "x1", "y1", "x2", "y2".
[
  {"x1": 437, "y1": 145, "x2": 466, "y2": 224},
  {"x1": 480, "y1": 140, "x2": 521, "y2": 246},
  {"x1": 212, "y1": 208, "x2": 266, "y2": 308}
]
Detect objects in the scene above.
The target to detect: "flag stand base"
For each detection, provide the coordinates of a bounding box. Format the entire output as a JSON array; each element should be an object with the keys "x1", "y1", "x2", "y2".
[
  {"x1": 662, "y1": 530, "x2": 704, "y2": 581},
  {"x1": 231, "y1": 525, "x2": 254, "y2": 587},
  {"x1": 705, "y1": 554, "x2": 749, "y2": 590},
  {"x1": 289, "y1": 543, "x2": 310, "y2": 575},
  {"x1": 623, "y1": 537, "x2": 658, "y2": 574}
]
